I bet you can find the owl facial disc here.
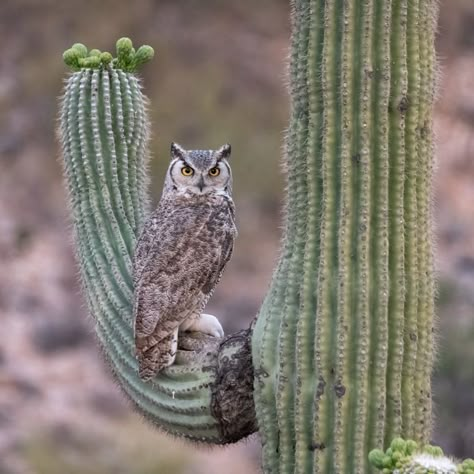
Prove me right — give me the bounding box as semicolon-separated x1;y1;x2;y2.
166;142;233;196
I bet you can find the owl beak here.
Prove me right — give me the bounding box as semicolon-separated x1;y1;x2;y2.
197;176;205;192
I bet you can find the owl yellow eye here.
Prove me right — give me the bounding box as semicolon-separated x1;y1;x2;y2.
181;166;194;176
209;167;220;177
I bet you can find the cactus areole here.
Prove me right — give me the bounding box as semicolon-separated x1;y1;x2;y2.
59;0;439;469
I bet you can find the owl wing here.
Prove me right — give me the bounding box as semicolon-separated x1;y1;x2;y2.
133;199;235;347
133;203;174;287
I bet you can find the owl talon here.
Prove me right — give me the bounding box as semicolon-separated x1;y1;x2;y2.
180;313;224;338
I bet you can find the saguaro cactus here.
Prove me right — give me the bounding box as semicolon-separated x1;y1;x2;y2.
59;0;441;470
60;39;256;444
252;0;438;472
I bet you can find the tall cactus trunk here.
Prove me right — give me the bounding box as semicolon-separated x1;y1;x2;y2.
252;0;438;472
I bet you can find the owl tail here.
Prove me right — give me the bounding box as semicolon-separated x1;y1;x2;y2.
136;330;178;381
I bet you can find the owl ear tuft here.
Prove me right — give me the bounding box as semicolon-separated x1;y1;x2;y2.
170;142;186;160
215;144;231;160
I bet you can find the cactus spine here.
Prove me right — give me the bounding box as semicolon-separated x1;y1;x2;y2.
59;40;255;443
252;0;438;472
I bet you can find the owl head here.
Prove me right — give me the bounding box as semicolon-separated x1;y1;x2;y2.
164;142;232;196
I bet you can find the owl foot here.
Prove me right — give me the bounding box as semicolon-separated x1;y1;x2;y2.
180;313;224;338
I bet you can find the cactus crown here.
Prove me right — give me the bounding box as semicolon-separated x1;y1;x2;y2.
369;438;474;473
63;37;154;72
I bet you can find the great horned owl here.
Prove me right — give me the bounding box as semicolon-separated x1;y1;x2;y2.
133;142;237;381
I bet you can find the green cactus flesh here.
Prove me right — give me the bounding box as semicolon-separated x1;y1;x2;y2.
59;66;229;442
63;38;154;72
369;438;474;473
252;0;438;472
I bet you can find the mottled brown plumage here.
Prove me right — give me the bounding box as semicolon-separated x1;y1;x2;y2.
133;143;236;380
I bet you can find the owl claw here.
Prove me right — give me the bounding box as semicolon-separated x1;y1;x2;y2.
180;313;224;338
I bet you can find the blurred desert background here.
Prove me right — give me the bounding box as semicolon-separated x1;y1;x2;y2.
0;1;473;472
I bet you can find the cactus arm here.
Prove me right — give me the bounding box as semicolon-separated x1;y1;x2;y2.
59;40;257;444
